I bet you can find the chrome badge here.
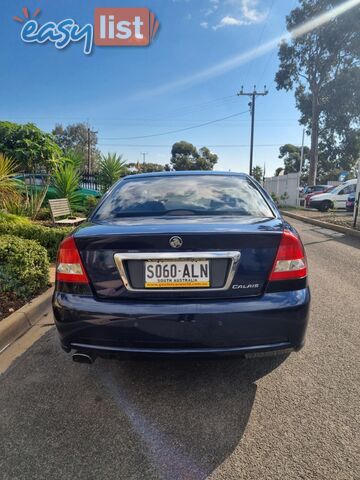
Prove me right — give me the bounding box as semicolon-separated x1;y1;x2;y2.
169;236;183;249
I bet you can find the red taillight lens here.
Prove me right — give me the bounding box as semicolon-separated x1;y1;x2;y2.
269;230;307;281
56;236;89;284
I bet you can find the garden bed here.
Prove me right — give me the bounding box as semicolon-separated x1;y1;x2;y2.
0;264;55;322
0;290;49;322
282;208;359;231
0;292;27;322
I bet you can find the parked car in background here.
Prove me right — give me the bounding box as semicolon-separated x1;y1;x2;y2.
309;179;357;211
301;185;328;198
53;171;310;363
15;173;101;203
305;185;336;207
346;193;356;212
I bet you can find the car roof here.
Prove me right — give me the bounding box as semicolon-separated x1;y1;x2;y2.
122;171;250;180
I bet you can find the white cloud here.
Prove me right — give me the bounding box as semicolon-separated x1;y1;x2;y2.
200;21;209;29
211;0;267;30
124;0;359;102
213;15;246;30
241;0;267;23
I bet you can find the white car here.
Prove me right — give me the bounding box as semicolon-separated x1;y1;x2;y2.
309;179;357;211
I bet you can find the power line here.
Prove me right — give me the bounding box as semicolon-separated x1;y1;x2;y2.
98;117;298;132
97;143;283;148
156;94;237;117
105;110;250;140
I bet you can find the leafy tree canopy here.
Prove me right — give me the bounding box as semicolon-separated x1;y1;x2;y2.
0;121;61;172
52;123;100;171
278;144;310;175
168;141;218;171
276;0;360;185
127;162;165;174
251;165;263;182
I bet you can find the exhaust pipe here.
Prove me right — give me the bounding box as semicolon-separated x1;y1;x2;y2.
72;351;95;364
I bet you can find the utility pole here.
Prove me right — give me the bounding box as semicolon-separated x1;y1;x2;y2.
353;160;360;228
263;162;266;186
297;128;306;207
141;152;148;164
238;85;268;176
87;127;98;174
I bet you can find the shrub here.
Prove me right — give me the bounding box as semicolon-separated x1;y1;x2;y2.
0;213;72;261
52;163;83;212
270;192;279;204
85;195;100;215
36;207;52;221
0;212;30;225
0;235;49;299
0;153;22;209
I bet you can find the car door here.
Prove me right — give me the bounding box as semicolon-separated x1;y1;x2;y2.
335;184;356;208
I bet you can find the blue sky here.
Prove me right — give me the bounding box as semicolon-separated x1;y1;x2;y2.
0;0;306;175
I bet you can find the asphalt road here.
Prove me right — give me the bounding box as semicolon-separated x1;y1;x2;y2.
0;218;359;480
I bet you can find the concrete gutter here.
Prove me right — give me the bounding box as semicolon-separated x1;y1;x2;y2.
281;210;360;239
0;286;54;354
0;265;55;354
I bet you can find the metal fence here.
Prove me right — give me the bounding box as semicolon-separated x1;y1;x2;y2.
80;173;102;192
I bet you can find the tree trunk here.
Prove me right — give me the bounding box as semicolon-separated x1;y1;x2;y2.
309;87;319;186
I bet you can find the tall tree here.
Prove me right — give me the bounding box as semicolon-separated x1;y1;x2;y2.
127;162;165;174
317;130;360;182
251;165;263;183
52;123;100;171
197;147;218;170
275;0;360;185
168;141;218;171
0;121;61;171
278;144;310;174
278;143;311;183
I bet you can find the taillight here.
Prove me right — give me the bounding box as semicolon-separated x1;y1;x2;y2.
56;236;89;284
269;230;307;281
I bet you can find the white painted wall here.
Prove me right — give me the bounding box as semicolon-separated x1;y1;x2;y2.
264;172;300;207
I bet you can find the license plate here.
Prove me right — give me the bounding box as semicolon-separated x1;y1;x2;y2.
145;259;210;288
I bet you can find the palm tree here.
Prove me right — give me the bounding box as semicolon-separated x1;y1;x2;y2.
53;163;83;212
63;149;85;172
0;154;21;209
98;153;127;193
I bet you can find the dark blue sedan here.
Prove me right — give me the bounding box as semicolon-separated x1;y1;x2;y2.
53;172;310;363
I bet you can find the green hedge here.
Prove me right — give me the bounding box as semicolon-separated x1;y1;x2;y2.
0;214;72;261
0;212;31;225
0;235;49;299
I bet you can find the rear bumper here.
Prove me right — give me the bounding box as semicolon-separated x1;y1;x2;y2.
53;288;310;356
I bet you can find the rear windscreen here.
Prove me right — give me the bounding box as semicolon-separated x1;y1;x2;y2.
92;175;274;220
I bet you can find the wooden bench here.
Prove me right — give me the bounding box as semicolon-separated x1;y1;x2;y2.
49;198;86;225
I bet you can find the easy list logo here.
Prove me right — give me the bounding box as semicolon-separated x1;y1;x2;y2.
14;7;160;55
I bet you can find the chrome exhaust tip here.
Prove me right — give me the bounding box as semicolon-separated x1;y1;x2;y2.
72;352;95;364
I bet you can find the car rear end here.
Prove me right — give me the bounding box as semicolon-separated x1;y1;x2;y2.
53;172;310;360
346;194;355;212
